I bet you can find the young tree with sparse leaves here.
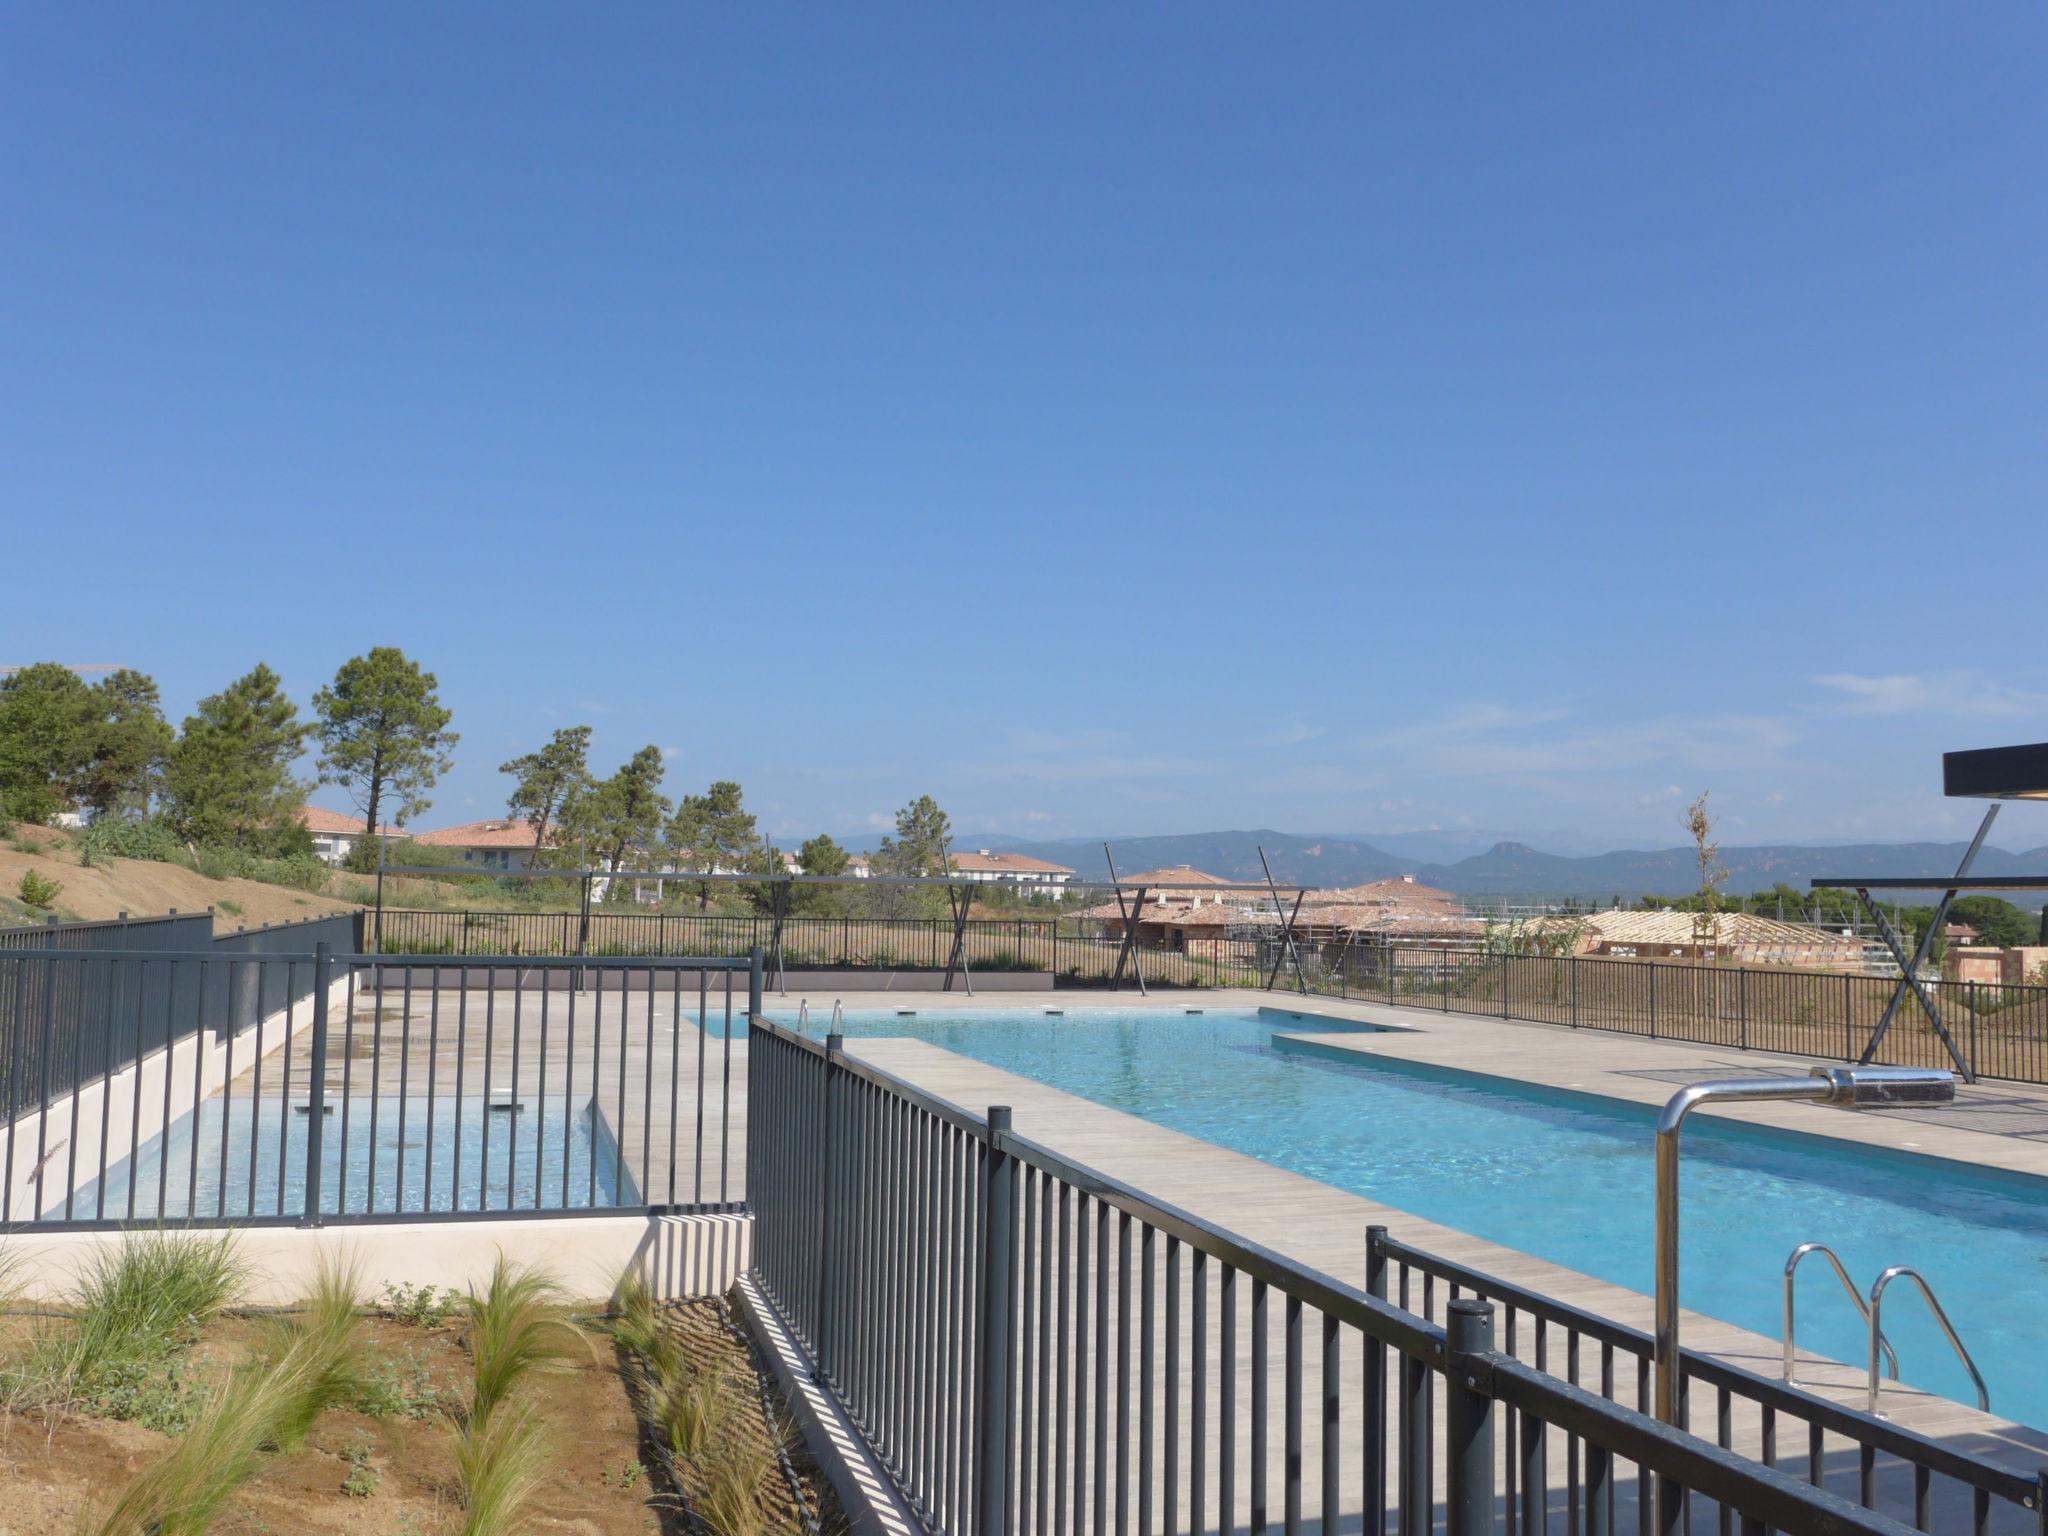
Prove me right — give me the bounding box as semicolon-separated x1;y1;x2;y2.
871;794;953;876
1685;791;1728;958
312;648;457;850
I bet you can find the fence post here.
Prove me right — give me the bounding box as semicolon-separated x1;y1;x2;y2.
813;1031;844;1377
748;947;764;1020
1364;1227;1390;1525
1845;973;1854;1061
1500;955;1510;1020
1570;956;1579;1029
1445;1298;1497;1536
976;1105;1017;1536
1649;964;1658;1039
300;942;332;1228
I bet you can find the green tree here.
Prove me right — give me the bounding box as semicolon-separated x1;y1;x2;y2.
870;794;952;877
1945;896;2036;950
797;833;850;877
163;665;312;848
666;781;762;910
563;745;670;874
75;669;175;817
499;726;592;857
0;662;99;822
312;648;458;842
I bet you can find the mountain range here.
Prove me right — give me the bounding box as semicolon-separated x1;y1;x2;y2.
959;829;2048;901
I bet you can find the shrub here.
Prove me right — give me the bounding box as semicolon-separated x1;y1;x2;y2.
16;868;62;909
462;1257;582;1428
382;1279;462;1328
4;1230;247;1424
75;816;184;868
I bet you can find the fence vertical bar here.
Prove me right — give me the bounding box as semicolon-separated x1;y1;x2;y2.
814;1031;844;1380
1365;1228;1389;1530
1446;1299;1496;1536
979;1105;1017;1536
301;943;332;1226
750;946;765;1021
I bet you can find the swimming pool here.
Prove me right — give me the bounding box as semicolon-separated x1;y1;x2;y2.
68;1094;633;1220
765;1004;2048;1428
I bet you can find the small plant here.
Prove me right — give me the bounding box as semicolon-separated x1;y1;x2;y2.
604;1458;647;1491
694;1436;778;1536
86;1255;364;1536
462;1256;583;1427
4;1229;247;1421
17;867;62;909
383;1278;462;1327
216;897;244;917
350;1345;447;1420
455;1400;552;1536
339;1430;381;1497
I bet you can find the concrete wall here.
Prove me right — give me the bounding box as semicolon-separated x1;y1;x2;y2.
3;1210;752;1305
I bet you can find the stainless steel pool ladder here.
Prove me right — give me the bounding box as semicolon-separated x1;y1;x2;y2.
1783;1243;1898;1387
1868;1265;1989;1416
1782;1243;1990;1417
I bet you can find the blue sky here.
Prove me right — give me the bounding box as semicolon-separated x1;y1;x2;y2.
5;6;2045;852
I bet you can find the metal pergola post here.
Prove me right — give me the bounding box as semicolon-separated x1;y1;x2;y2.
1257;845;1309;996
770;876;789;994
1854;804;1997;1080
1104;843;1148;996
942;879;976;995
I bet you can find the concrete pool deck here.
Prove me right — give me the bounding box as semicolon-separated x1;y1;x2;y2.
794;985;2048;1527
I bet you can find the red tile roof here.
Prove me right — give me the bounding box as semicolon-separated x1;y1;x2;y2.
414;818;544;849
947;850;1075;876
1114;866;1233;888
298;806;407;838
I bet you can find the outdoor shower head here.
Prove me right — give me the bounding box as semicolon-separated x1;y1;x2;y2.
1807;1065;1957;1108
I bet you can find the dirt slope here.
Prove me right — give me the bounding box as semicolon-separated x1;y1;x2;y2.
0;825;359;930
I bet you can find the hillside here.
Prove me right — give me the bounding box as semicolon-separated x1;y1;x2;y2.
0;826;359;929
995;829;2048;900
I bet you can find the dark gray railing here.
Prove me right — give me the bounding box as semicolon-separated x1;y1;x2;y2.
1373;1231;2044;1535
746;1015;1932;1536
1308;945;2048;1088
2;945;761;1229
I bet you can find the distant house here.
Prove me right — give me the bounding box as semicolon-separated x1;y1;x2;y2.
944;850;1075;896
299;806;408;867
846;854;872;879
1571;910;1865;969
413;818;545;872
1080;868;1251;950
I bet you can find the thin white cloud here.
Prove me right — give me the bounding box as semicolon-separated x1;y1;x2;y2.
1812;672;2048;719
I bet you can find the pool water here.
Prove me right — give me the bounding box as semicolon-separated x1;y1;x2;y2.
69;1094;633;1219
766;1004;2048;1428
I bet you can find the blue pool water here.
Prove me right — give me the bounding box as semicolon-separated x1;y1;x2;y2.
69;1095;632;1219
766;1005;2048;1428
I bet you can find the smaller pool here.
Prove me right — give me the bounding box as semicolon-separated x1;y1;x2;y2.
66;1095;634;1220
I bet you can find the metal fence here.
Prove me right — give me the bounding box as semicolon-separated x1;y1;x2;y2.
0;911;361;1122
1;942;759;1229
1371;1231;2042;1535
747;1015;1938;1536
1303;945;2048;1087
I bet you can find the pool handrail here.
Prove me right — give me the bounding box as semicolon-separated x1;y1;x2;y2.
1869;1266;1989;1416
1785;1242;1899;1385
1373;1228;2042;1518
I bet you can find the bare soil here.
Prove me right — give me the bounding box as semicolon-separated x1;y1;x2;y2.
0;1308;674;1534
0;824;357;929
